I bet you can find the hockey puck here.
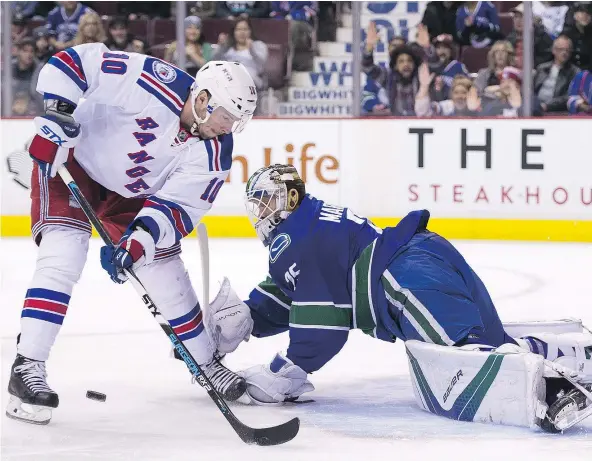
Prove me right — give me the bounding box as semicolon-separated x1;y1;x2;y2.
86;390;107;402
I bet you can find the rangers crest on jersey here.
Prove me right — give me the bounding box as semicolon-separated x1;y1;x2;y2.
152;61;177;83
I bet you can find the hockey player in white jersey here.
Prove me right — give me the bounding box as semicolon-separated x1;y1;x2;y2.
6;43;257;425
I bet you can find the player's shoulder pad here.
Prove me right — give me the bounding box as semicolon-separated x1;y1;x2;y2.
203;134;233;172
136;57;194;116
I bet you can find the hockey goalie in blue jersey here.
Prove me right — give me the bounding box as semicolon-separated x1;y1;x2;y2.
207;164;592;433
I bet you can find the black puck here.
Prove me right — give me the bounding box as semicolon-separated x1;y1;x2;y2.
86;390;107;402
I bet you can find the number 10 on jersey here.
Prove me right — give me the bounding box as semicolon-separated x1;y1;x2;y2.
200;178;224;203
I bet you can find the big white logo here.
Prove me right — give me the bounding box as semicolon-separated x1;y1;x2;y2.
269;233;291;263
152;61;177;84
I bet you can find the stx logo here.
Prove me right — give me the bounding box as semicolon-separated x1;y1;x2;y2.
443;369;463;403
41;125;66;146
142;294;159;318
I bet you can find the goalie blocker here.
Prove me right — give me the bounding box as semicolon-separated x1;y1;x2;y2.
406;319;591;431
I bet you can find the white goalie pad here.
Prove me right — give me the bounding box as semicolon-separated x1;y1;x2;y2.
406;340;547;429
502;318;584;337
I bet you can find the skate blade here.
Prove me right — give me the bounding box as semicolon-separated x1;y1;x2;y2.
555;404;592;431
5;396;52;425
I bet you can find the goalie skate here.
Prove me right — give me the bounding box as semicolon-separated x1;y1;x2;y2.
541;383;592;433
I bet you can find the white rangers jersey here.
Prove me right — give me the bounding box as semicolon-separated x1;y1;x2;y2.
36;43;232;248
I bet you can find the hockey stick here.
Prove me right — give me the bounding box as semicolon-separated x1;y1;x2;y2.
197;224;209;315
57;166;300;446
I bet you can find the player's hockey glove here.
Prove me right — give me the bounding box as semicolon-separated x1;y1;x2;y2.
100;221;156;284
208;277;254;355
30;114;81;178
238;352;314;406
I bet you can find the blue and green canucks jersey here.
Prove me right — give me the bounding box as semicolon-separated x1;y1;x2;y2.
244;194;430;373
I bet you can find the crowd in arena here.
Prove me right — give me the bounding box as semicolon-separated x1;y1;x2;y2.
362;1;592;117
7;1;592;117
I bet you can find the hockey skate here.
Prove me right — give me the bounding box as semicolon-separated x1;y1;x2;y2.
540;379;592;433
6;354;59;425
201;358;247;402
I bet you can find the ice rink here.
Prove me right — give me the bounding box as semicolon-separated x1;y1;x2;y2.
2;237;592;460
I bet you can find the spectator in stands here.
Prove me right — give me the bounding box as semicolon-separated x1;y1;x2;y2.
533;1;569;39
362;77;391;116
216;2;270;20
11;15;30;56
12;38;37;96
73;12;106;46
561;4;592;71
131;37;149;54
270;1;316;71
104;17;134;52
421;26;469;102
480;67;544;116
11;91;38;116
189;2;216;18
567;70;592;114
389;36;407;54
12;2;38;21
213;18;268;90
164;16;212;77
362;22;387;88
386;45;422;116
33;27;55;63
456;1;502;48
47;1;94;51
422;1;460;41
474;40;515;97
507;3;553;68
415;70;478;117
362;22;406;79
534;35;580;113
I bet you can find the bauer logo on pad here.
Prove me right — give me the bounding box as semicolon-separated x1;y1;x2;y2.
270;234;291;263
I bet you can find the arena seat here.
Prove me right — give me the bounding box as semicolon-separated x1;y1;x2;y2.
499;13;514;37
152;18;176;46
266;44;288;89
495;1;521;14
461;46;490;73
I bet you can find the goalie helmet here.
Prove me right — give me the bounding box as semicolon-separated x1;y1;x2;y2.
189;61;257;135
244;164;306;246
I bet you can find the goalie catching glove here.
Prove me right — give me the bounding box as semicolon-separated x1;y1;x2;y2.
238;353;314;405
207;277;254;354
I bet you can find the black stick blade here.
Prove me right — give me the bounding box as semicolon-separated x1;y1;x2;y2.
233;417;300;446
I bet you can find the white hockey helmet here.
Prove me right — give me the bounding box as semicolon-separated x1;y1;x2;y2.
244;164;306;246
190;61;257;134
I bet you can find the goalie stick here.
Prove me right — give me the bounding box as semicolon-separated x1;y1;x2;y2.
57;165;300;446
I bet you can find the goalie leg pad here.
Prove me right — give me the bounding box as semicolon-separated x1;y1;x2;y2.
502;318;584;337
517;332;592;382
406;340;547;428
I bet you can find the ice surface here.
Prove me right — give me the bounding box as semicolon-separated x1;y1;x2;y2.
2;238;592;460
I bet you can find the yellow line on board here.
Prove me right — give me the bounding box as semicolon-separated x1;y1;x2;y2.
1;215;591;242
